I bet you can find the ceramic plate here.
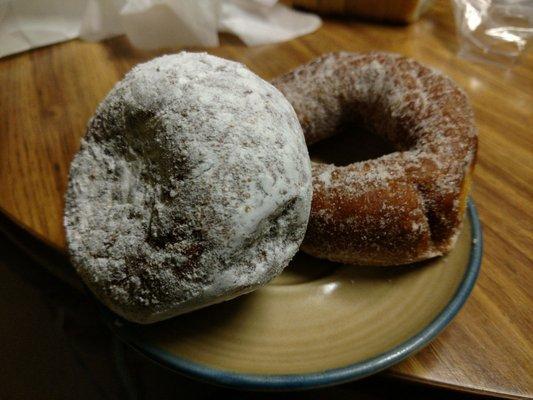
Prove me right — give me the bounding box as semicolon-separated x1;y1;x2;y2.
105;199;482;390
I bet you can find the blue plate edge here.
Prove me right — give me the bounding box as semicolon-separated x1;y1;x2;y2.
107;198;483;391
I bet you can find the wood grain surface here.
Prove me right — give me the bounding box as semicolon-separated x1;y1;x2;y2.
0;1;531;398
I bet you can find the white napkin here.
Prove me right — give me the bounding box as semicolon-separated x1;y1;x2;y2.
0;0;321;58
0;0;86;58
219;0;320;46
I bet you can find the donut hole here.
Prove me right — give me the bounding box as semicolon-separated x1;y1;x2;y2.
308;124;396;166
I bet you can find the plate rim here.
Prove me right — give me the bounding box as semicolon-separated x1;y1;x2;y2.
107;199;483;391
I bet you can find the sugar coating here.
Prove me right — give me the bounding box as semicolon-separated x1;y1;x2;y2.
273;52;477;266
64;52;312;323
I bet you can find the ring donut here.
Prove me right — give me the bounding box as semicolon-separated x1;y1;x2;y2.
273;52;477;266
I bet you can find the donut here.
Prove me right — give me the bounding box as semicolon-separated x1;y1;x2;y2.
273;52;477;266
64;52;312;323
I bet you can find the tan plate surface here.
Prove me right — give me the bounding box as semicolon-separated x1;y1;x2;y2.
119;215;473;377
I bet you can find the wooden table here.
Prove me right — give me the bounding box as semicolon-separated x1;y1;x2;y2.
0;0;531;398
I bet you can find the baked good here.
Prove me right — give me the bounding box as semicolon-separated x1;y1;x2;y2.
290;0;434;23
273;52;477;266
64;52;312;323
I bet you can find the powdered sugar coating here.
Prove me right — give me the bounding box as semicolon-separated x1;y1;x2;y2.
65;52;312;323
273;52;477;265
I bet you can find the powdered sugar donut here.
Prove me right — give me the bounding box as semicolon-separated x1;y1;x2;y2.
65;52;312;323
273;52;477;266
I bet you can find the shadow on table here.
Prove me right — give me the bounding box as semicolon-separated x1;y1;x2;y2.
0;230;501;400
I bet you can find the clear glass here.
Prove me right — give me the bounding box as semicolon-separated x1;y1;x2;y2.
452;0;533;67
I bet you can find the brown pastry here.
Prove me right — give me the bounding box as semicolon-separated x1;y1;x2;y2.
273;52;477;266
289;0;434;23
